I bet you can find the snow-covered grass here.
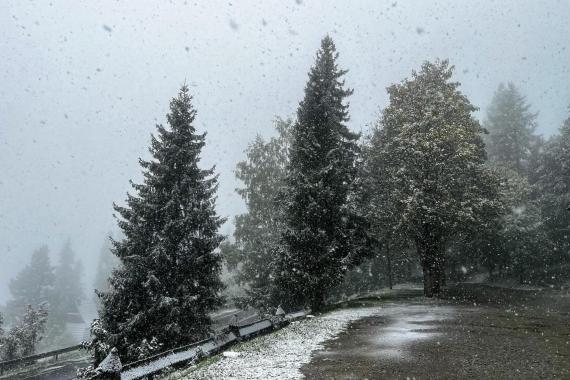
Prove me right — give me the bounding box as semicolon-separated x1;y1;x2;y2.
160;306;383;380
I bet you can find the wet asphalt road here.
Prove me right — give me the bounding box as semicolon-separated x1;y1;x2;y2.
301;299;570;379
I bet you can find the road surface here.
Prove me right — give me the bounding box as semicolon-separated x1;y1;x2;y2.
301;298;570;379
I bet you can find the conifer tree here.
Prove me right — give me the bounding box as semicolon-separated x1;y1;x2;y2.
533;114;570;278
450;166;549;282
98;85;225;361
485;83;538;175
6;246;54;320
232;118;291;309
93;236;119;295
0;312;4;350
52;241;84;318
275;36;363;311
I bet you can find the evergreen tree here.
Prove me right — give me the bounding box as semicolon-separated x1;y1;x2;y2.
533;114;570;280
93;236;119;295
372;60;502;297
275;36;364;311
97;85;225;361
52;241;84;318
6;246;54;321
485;82;538;175
450;167;549;283
231;118;291;309
0;312;4;348
79;319;111;370
362;125;415;289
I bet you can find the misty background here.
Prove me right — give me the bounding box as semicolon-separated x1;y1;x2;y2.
1;0;569;304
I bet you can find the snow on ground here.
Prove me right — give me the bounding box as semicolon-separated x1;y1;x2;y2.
161;306;383;380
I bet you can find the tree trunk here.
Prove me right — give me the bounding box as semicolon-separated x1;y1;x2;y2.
386;241;393;290
311;290;325;313
417;238;445;297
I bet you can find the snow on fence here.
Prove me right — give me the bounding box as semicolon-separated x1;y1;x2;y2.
92;311;308;380
0;344;83;375
229;318;274;339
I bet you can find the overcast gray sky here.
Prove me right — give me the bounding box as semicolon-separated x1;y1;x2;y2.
1;0;569;303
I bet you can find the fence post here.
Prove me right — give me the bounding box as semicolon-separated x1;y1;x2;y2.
94;347;122;380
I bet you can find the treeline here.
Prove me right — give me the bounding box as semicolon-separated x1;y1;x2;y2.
79;35;568;371
449;82;570;285
0;242;83;360
227;49;570;301
0;239;118;360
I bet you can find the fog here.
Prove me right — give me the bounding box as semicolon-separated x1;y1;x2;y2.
1;0;569;303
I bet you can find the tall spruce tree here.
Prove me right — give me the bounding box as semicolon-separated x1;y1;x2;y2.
6;246;54;321
485;82;538;175
275;36;363;311
52;241;84;318
98;85;225;361
372;60;502;297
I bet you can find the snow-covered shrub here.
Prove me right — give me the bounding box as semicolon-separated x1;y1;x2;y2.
0;304;48;361
133;337;163;360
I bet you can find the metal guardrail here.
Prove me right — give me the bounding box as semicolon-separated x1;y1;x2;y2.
0;344;83;375
229;318;274;339
0;308;259;379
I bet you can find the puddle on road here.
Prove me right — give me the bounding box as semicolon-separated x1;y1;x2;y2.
365;304;455;360
308;303;456;364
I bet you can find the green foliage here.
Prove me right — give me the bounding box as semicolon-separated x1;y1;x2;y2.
485;82;538;175
369;60;502;296
5;243;84;351
0;305;49;360
97;85;225;362
52;241;84;319
275;36;367;311
77;319;111;378
6;246;54;321
532;114;570;282
93;236;120;296
230;118;291;309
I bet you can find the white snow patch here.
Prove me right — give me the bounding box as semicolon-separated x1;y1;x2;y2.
163;307;382;380
222;351;240;358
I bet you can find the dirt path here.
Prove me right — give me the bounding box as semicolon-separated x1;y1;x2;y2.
301;299;570;379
